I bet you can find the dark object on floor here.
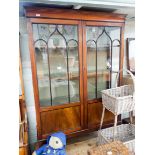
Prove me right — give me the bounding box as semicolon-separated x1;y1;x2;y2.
122;117;135;124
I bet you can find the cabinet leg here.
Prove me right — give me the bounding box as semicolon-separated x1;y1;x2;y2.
100;106;105;130
113;114;118;141
129;111;133;124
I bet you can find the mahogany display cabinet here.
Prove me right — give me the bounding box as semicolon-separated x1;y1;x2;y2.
26;7;126;140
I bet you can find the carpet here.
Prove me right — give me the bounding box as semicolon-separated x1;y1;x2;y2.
66;137;97;155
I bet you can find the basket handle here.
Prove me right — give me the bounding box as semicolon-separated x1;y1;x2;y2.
115;69;135;88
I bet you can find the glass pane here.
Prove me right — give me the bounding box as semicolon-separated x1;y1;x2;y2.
34;40;51;106
87;40;96;99
97;30;111;98
68;40;80;102
109;27;120;87
33;24;80;106
48;25;69;105
111;40;120;87
86;26;120;99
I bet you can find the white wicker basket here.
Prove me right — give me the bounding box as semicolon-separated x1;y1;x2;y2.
98;124;135;152
98;69;135;152
101;69;135;115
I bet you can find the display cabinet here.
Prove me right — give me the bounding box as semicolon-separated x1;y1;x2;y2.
26;7;125;140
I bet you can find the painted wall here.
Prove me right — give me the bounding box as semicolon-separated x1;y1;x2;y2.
19;17;135;146
19;17;38;149
124;19;135;70
122;19;135;119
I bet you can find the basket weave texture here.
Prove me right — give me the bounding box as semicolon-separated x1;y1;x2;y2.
98;124;135;151
88;141;130;155
98;69;135;153
101;85;134;115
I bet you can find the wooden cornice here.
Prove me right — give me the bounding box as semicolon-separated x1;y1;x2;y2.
25;7;126;23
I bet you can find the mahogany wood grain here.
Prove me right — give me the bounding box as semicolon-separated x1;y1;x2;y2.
19;147;28;155
26;7;125;140
41;106;81;135
82;21;88;129
85;21;124;27
78;20;84;128
30;18;79;25
119;25;125;85
40;119;121;140
88;102;114;127
40;102;80;112
25;7;126;23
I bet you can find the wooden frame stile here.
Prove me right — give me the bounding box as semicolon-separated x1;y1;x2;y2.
27;19;42;139
82;20;88;129
78;20;84;129
119;24;125;86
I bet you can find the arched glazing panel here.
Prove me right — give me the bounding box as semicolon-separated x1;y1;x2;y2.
32;24;79;106
48;26;69;105
96;29;112;98
86;26;121;100
34;40;51;106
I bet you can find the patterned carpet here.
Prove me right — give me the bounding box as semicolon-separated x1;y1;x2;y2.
66;132;97;155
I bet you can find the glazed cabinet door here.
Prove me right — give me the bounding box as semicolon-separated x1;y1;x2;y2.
83;22;123;128
28;19;83;139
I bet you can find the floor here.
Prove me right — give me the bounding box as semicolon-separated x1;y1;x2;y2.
66;131;135;155
66;132;98;155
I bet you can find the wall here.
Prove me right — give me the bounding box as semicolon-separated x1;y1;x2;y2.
19;17;135;146
19;17;37;150
122;19;135;119
124;19;135;70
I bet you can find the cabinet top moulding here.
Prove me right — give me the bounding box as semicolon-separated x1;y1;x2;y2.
25;7;126;23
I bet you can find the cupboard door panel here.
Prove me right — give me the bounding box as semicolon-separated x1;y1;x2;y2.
32;23;81;107
88;102;114;127
41;106;81;135
29;19;84;139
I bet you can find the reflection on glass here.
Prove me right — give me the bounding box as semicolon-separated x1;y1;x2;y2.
112;38;120;87
86;26;120;99
48;30;69;105
34;40;51;106
97;31;112;98
87;41;96;99
68;40;80;103
33;24;80;106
